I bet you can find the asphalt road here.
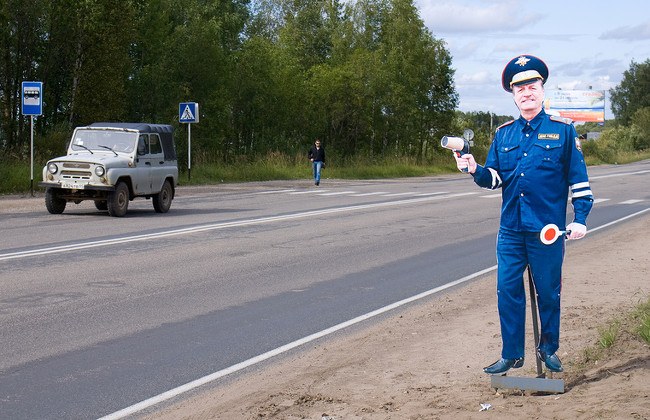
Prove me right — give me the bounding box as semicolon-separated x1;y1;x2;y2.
1;160;649;419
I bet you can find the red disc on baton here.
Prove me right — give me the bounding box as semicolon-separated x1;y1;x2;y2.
540;224;563;245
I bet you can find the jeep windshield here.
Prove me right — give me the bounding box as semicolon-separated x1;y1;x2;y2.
70;129;137;154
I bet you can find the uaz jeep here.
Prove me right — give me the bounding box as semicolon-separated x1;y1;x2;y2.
40;122;178;217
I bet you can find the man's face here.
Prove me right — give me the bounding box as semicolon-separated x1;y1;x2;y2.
512;80;544;113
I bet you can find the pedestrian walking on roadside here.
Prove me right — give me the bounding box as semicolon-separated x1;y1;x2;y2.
308;139;326;186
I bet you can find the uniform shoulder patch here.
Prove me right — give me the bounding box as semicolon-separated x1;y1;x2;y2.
496;119;515;130
549;115;573;125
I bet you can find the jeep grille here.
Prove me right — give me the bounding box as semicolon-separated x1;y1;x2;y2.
63;162;91;169
61;170;92;179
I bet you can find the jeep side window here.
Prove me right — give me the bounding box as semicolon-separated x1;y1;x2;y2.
137;135;148;155
149;134;163;155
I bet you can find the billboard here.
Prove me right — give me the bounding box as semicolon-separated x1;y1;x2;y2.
544;90;605;122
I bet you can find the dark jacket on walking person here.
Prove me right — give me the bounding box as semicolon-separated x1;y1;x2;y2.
308;140;326;185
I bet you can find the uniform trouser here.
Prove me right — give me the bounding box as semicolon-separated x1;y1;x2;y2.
496;228;565;359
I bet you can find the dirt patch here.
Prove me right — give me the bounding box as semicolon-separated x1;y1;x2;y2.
146;213;649;419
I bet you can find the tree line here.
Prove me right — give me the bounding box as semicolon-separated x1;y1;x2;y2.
1;0;464;166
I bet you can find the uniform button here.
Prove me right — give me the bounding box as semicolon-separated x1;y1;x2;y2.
520;193;524;197
523;153;528;157
520;173;524;176
546;145;550;149
504;147;509;151
526;134;529;137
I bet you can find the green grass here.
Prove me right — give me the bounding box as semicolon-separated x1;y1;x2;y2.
3;150;647;195
584;149;650;166
632;298;650;344
598;320;620;348
579;296;650;368
3;155;458;195
0;161;39;195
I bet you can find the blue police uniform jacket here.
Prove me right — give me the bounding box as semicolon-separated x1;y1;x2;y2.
472;109;593;231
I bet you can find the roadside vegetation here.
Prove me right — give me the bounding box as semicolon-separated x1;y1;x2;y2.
572;296;650;380
1;2;648;195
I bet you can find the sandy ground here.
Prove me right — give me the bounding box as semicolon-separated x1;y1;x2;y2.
2;194;648;419
148;213;650;420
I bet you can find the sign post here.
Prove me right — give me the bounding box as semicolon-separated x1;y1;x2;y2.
21;81;43;196
179;102;199;181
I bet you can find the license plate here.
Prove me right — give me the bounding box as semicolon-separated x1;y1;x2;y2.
62;182;84;189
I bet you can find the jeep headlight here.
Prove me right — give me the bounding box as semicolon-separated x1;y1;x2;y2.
94;166;105;177
48;163;58;174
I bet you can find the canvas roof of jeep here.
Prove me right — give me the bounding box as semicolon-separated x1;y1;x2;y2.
87;122;177;161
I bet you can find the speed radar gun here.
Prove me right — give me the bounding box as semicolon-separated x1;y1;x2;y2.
440;129;474;172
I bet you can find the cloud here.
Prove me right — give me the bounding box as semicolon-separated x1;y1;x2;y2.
418;0;542;33
600;21;650;40
456;71;491;87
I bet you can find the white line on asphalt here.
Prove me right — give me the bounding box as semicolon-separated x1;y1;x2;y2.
92;206;650;419
414;192;448;197
620;199;644;204
0;192;477;261
381;192;415;197
350;192;389;196
590;169;650;180
288;190;331;194
98;265;498;420
254;189;297;194
317;191;357;196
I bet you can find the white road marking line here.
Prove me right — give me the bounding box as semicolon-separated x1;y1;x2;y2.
0;192;477;262
255;189;297;194
414;192;448;197
620;199;643;204
317;191;357;196
590;169;650;180
288;190;331;195
98;265;498;420
350;192;388;197
593;198;610;204
381;192;415;197
480;194;501;199
97;206;650;419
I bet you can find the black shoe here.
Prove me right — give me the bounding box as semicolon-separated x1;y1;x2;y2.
483;357;524;374
537;350;563;372
315;181;320;186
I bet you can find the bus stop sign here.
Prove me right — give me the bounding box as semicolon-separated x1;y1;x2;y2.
22;81;43;116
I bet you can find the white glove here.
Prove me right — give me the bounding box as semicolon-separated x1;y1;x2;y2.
566;222;587;240
453;153;477;174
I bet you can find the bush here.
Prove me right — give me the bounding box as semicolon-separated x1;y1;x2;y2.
581;125;644;164
631;107;650;150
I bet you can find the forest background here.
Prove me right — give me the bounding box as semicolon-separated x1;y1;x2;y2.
1;0;649;193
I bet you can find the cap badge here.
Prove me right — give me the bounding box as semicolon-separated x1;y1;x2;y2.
515;56;530;67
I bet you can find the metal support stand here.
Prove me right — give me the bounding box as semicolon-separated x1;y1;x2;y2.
490;266;565;394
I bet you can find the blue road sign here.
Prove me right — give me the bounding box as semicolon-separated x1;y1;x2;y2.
22;81;43;116
179;102;199;123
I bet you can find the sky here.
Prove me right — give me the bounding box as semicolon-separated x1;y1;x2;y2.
414;0;650;119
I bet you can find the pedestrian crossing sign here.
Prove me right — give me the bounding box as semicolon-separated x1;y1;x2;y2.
179;102;199;123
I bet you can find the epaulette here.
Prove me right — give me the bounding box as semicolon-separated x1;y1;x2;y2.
496;119;515;130
549;115;573;125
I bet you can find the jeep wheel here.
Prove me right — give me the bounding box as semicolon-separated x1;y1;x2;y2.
45;188;66;214
107;181;129;217
94;200;108;211
153;180;173;213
